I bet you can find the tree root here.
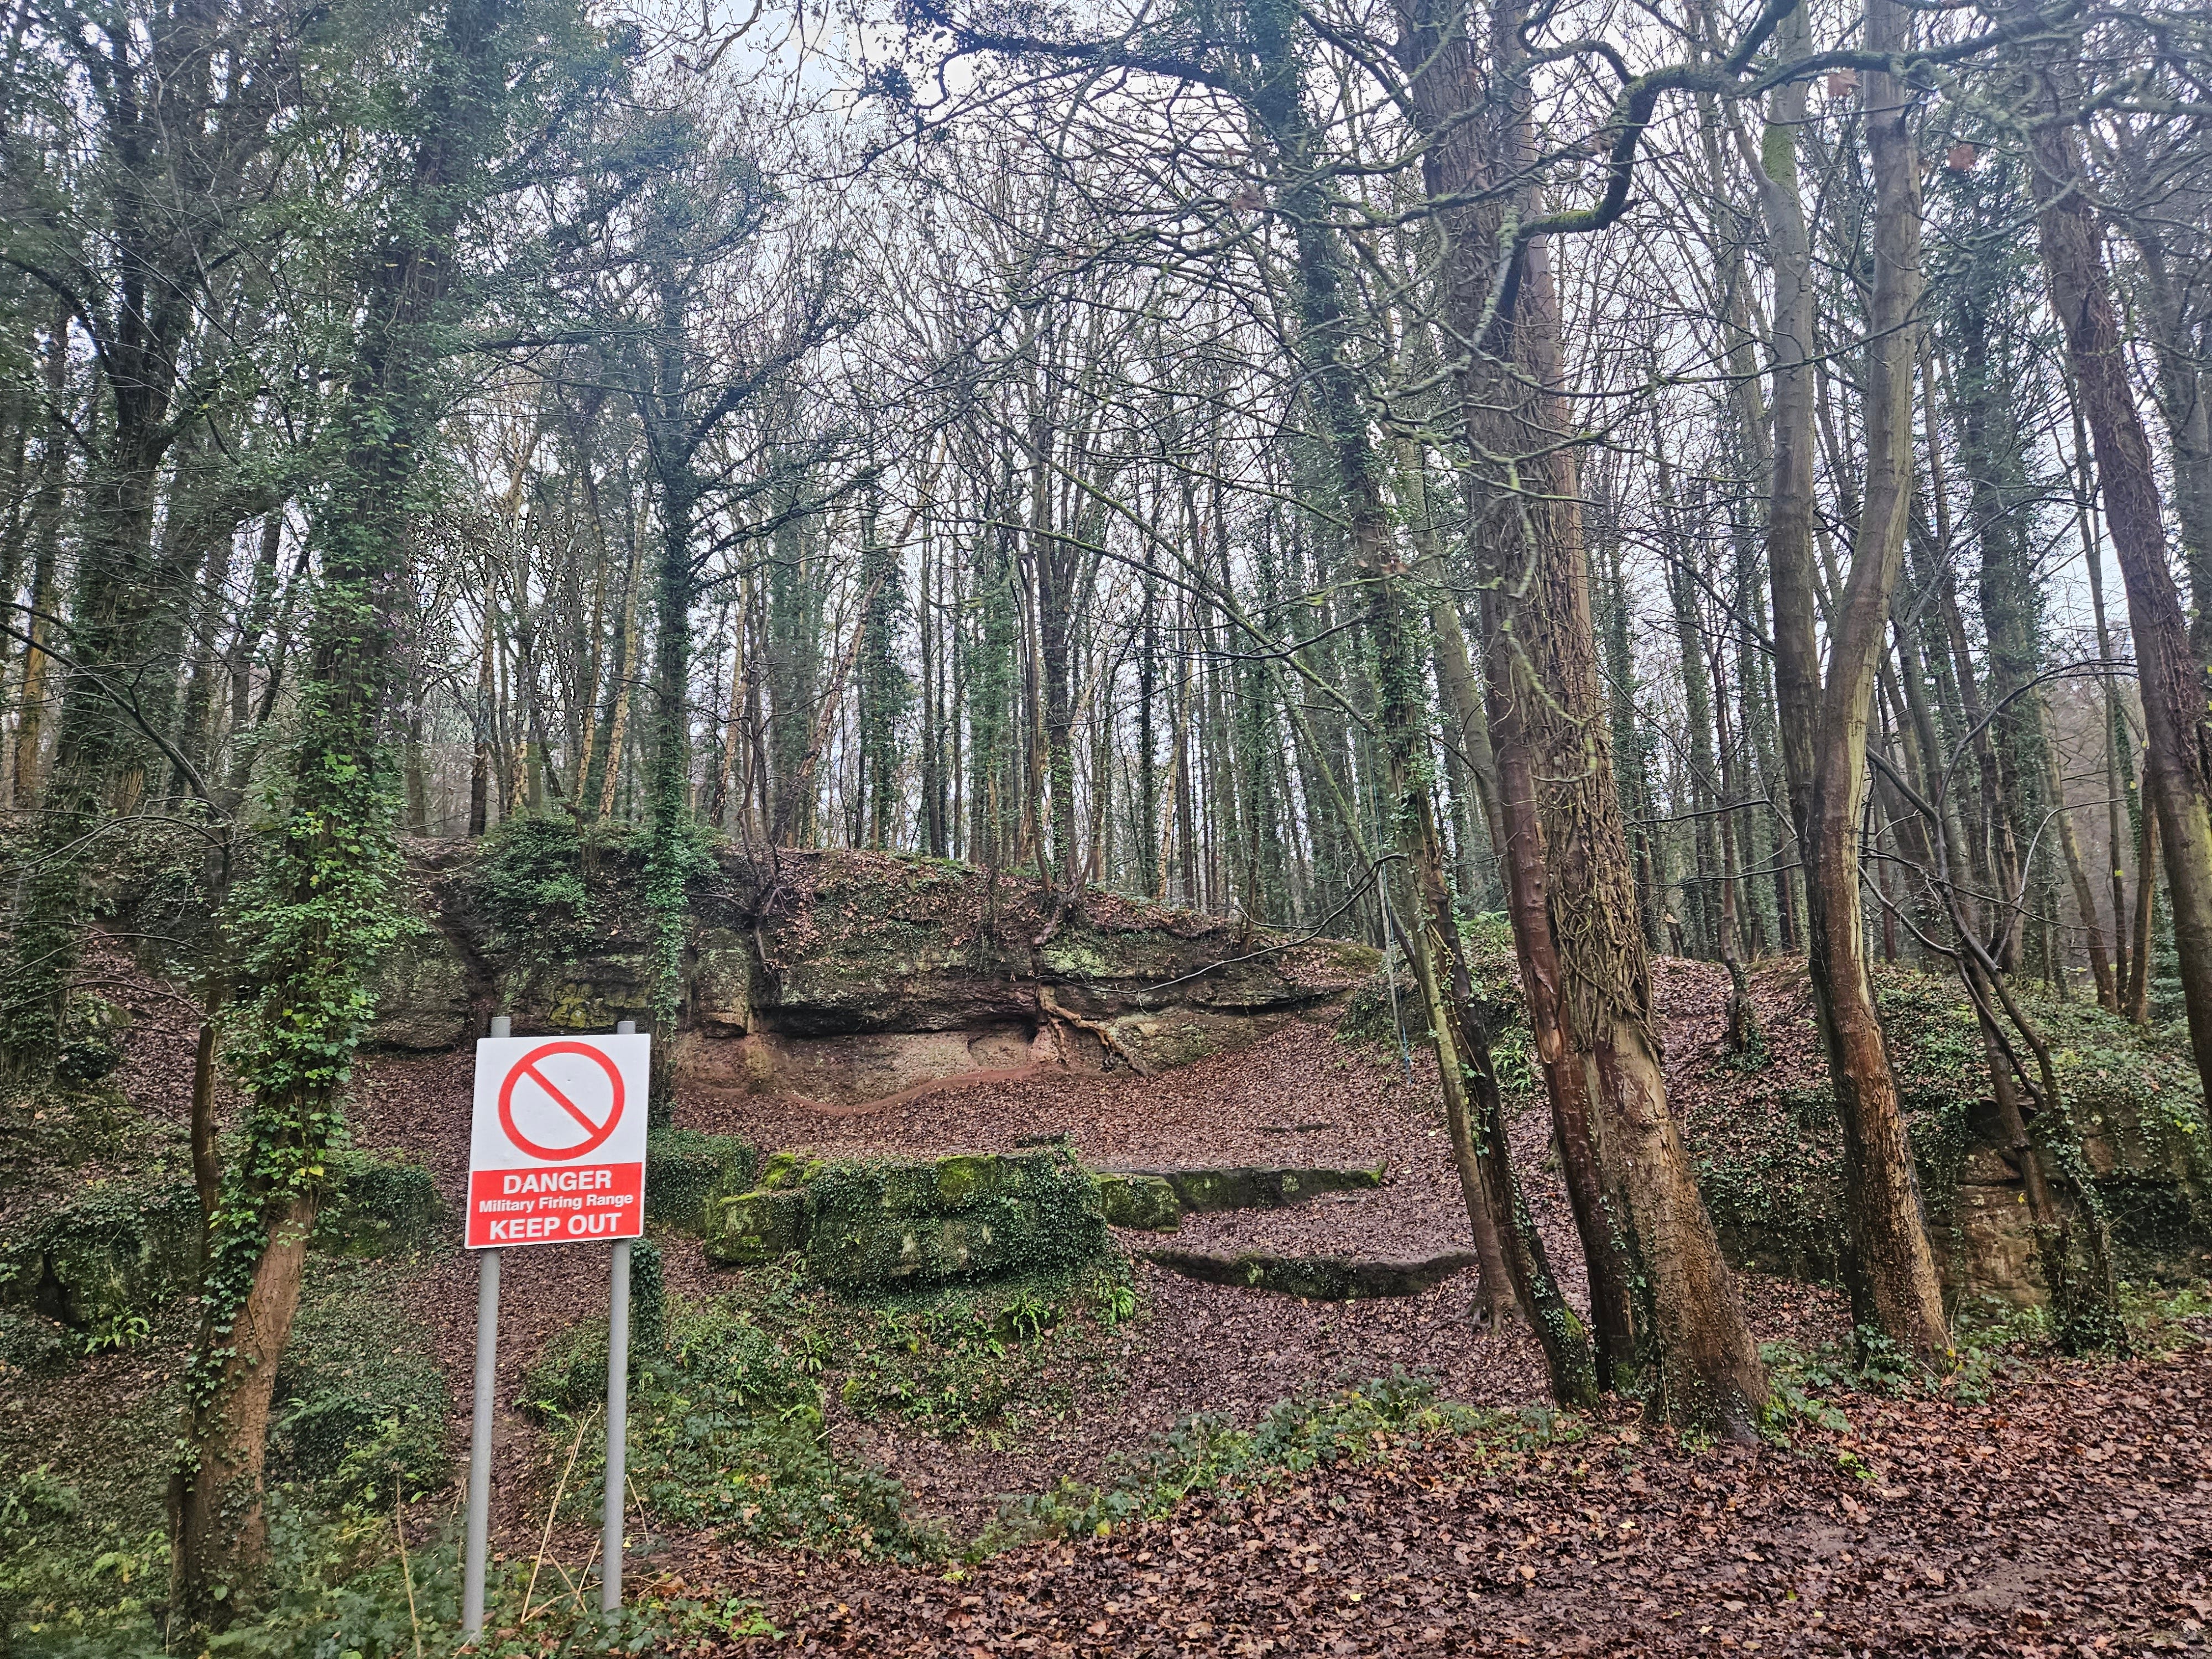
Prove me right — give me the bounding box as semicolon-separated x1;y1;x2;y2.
1037;987;1152;1078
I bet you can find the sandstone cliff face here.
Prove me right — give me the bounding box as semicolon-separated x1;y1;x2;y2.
371;838;1377;1105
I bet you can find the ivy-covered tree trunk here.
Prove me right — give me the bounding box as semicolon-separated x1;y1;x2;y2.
1239;0;1590;1391
643;448;701;1118
169;0;549;1614
1399;0;1768;1435
858;497;909;851
637;257;707;1121
6;305;70;812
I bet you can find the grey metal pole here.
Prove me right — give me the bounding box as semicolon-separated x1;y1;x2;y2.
601;1238;630;1613
602;1015;638;1615
462;1246;500;1638
463;1012;512;1639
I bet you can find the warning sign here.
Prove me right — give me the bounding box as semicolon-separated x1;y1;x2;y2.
466;1034;649;1249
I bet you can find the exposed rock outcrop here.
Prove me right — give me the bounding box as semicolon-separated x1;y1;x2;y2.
371;838;1377;1107
1670;959;2212;1306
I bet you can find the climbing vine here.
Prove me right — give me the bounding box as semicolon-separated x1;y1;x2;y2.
642;815;713;1124
183;667;415;1444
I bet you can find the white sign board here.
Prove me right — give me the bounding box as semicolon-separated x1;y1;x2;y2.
465;1034;649;1248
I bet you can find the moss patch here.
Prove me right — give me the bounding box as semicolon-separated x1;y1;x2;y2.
705;1149;1113;1290
646;1128;758;1234
1095;1172;1180;1231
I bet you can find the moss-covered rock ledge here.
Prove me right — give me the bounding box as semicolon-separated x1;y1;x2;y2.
0;1148;440;1340
372;828;1379;1103
1674;959;2212;1305
705;1149;1112;1289
1094;1162;1387;1232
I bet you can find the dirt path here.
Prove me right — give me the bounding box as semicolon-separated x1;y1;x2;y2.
353;1016;1573;1551
348;1004;1877;1567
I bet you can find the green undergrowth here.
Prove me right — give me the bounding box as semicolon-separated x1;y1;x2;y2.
1757;1279;2212;1443
529;1284;932;1559
979;1372;1558;1551
524;1259;1143;1559
1;1104;439;1344
463;813;625;970
0;1254;452;1655
1695;969;1984;1281
715;1254;1142;1440
1;1493;777;1658
269;1258;455;1507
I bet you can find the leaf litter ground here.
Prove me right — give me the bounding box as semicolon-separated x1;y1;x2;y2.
20;940;2210;1655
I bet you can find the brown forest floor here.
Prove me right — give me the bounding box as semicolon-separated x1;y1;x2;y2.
18;945;2210;1655
697;1347;2212;1657
336;958;2212;1655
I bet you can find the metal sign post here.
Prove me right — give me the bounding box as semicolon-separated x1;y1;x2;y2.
462;1014;508;1639
461;1015;649;1641
602;1018;637;1613
462;1246;500;1634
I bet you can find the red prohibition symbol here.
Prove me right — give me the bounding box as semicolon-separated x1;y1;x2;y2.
497;1041;625;1161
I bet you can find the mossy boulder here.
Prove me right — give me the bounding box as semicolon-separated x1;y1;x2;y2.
1678;961;2212;1300
0;1175;202;1332
646;1129;759;1234
1090;1164;1385;1232
703;1149;1112;1288
690;927;757;1036
807;1150;1109;1288
2;1150;444;1334
705;1189;809;1266
394;841;1380;1107
55;995;128;1086
1095;1173;1181;1232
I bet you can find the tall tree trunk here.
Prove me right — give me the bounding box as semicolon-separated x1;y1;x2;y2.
1243;0;1581;1380
1386;0;1767;1432
170;0;531;1611
2016;16;2212;1102
2120;228;2212;673
2130;768;2158;1025
1481;592;1637;1382
1760;0;1950;1363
